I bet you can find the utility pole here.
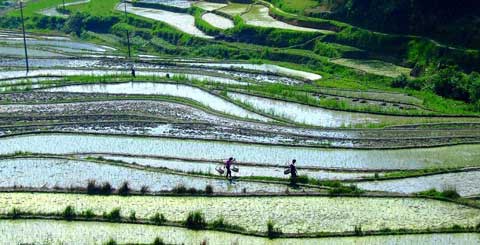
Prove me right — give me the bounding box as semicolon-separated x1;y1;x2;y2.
19;0;29;74
124;0;131;59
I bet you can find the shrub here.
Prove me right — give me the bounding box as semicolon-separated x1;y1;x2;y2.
172;185;187;194
267;220;281;239
101;182;113;195
80;209;95;219
210;216;245;231
184;211;206;230
103;208;121;221
87;180;99;195
8;208;22;219
205;185;213;195
140;185;150;194
104;238;117;245
328;185;364;195
62;206;76;221
152;237;165;245
354;225;363;236
418;188;460;199
118;182;130;196
150;213;166;225
129;211;136;221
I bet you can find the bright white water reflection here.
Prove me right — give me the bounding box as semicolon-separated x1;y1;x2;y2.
44;82;268;121
1;134;480;170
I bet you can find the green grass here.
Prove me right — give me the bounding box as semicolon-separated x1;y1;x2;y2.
67;0;119;16
270;0;320;14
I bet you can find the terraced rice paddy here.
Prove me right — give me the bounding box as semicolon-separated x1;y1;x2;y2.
44;82;269;121
3;220;480;245
241;5;333;34
330;58;412;78
357;170;480;196
138;0;192;9
202;13;234;29
2;134;480;170
2;193;480;234
119;3;212;38
217;3;250;16
187;62;322;80
194;1;227;11
228;92;478;127
96;155;377;180
1;7;479;243
0;158;290;193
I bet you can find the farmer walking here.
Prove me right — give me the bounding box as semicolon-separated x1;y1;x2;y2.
289;159;298;186
225;157;235;181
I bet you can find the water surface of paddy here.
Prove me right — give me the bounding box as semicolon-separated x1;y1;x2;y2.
119;3;212;38
0;158;287;193
202;13;234;29
241;5;333;34
1;220;479;245
100;155;375;180
44;82;268;121
357;171;480;196
2;134;480;170
188;62;322;80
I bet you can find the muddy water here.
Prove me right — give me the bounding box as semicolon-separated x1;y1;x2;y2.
1;220;479;245
1;134;480;170
43;82;268;121
0;158;289;193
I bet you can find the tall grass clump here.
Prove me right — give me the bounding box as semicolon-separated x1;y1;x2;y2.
267;220;282;239
117;181;130;196
152;237;165;245
62;205;76;221
104;238;117;245
184;211;206;230
103;208;121;221
150;213;166;225
205;185;213;195
418;188;460;199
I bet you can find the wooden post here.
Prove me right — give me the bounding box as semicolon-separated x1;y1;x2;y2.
20;0;29;73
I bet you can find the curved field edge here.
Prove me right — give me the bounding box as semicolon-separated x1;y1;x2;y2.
0;218;479;242
0;192;479;234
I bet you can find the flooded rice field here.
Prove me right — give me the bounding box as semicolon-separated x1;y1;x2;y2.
137;0;192;9
0;46;65;57
119;3;212;38
0;158;289;193
194;1;227;11
1;134;480;170
1;193;479;234
43;82;269;121
1;220;479;245
95;155;376;180
357;170;480;196
241;5;332;34
202;13;234;29
186;62;322;80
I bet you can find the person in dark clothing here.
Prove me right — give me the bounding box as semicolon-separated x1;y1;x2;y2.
131;66;136;77
289;159;298;186
225;157;234;181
